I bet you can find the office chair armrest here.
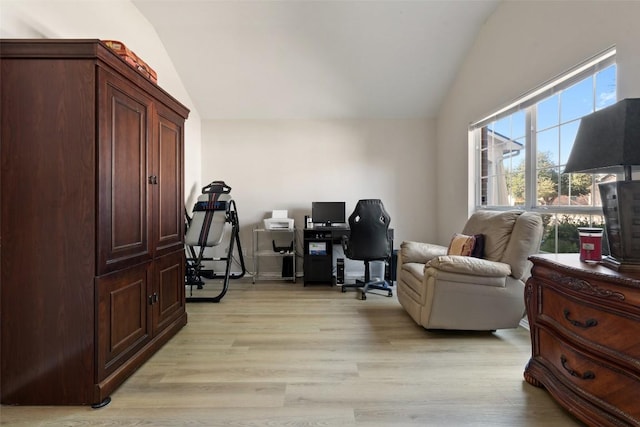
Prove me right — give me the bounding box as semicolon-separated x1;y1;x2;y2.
341;235;350;253
399;241;447;264
428;255;512;277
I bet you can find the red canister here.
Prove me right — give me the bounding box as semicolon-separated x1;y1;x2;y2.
578;227;603;262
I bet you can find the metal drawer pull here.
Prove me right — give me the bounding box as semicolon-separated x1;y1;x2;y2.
560;355;595;380
563;309;598;329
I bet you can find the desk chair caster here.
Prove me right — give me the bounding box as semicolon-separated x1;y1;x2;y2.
360;284;393;300
342;277;394;300
360;291;393;300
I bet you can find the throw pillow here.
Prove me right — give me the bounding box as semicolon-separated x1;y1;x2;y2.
471;234;485;258
447;233;476;257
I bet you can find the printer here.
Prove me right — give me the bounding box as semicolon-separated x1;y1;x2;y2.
263;210;294;230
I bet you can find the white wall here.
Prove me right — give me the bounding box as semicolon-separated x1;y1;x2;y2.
436;0;640;244
1;0;437;277
200;118;436;271
13;1;636;271
0;0;203;207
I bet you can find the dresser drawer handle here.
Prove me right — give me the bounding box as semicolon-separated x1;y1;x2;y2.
560;355;595;380
563;309;598;329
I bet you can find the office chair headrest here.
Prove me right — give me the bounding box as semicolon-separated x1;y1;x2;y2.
351;199;390;225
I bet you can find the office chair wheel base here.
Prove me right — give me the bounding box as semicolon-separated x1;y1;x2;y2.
387;291;393;297
360;292;367;300
341;286;346;293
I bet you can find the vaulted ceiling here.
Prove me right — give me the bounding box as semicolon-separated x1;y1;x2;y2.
133;0;499;120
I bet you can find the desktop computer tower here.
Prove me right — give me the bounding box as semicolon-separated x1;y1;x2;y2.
336;258;345;284
385;249;398;284
282;256;293;279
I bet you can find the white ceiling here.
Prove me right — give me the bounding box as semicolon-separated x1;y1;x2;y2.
133;0;499;120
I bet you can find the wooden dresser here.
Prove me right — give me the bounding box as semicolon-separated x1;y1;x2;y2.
525;254;640;426
1;39;188;406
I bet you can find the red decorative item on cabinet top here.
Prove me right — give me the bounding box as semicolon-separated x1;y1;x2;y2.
102;39;158;83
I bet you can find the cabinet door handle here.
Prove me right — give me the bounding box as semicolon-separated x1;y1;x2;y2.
563;309;598;329
148;295;154;305
560;355;595;380
148;175;158;184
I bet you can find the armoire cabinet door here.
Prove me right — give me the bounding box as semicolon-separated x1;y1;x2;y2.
152;250;186;333
97;69;152;274
152;104;185;257
96;262;152;381
0;40;189;407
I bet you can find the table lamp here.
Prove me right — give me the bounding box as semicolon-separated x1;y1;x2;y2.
564;98;640;271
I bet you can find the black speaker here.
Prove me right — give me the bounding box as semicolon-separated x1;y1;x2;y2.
336;258;345;284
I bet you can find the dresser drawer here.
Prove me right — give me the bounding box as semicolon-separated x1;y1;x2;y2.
539;329;640;421
539;284;640;364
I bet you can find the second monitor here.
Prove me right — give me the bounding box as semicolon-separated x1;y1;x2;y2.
311;201;345;226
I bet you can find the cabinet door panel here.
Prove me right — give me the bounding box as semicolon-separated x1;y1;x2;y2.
0;57;97;405
97;262;151;380
98;69;152;274
152;250;186;333
153;105;184;256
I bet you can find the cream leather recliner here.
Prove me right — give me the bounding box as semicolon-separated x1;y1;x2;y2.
396;210;543;331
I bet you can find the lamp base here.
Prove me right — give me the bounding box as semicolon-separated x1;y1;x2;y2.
599;181;640;271
600;255;640;272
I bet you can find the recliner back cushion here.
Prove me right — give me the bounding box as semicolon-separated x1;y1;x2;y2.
461;210;521;262
502;212;543;280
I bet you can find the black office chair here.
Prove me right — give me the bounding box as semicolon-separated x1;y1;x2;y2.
341;199;393;300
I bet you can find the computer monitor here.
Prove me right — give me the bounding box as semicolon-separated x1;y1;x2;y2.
311;202;346;226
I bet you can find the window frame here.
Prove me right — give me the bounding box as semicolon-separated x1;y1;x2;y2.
470;47;617;217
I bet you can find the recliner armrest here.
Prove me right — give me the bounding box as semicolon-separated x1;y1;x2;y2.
399;241;448;264
428;255;512;277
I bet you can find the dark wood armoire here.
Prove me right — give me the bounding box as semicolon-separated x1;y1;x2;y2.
0;39;189;406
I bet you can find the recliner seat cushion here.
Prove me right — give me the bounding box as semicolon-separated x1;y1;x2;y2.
425;267;507;287
428;255;511;277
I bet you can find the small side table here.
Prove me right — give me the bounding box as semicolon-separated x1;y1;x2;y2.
252;228;296;283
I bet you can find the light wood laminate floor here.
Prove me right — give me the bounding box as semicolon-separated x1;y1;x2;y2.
1;280;582;426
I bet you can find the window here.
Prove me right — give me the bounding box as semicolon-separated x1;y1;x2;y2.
471;48;617;253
